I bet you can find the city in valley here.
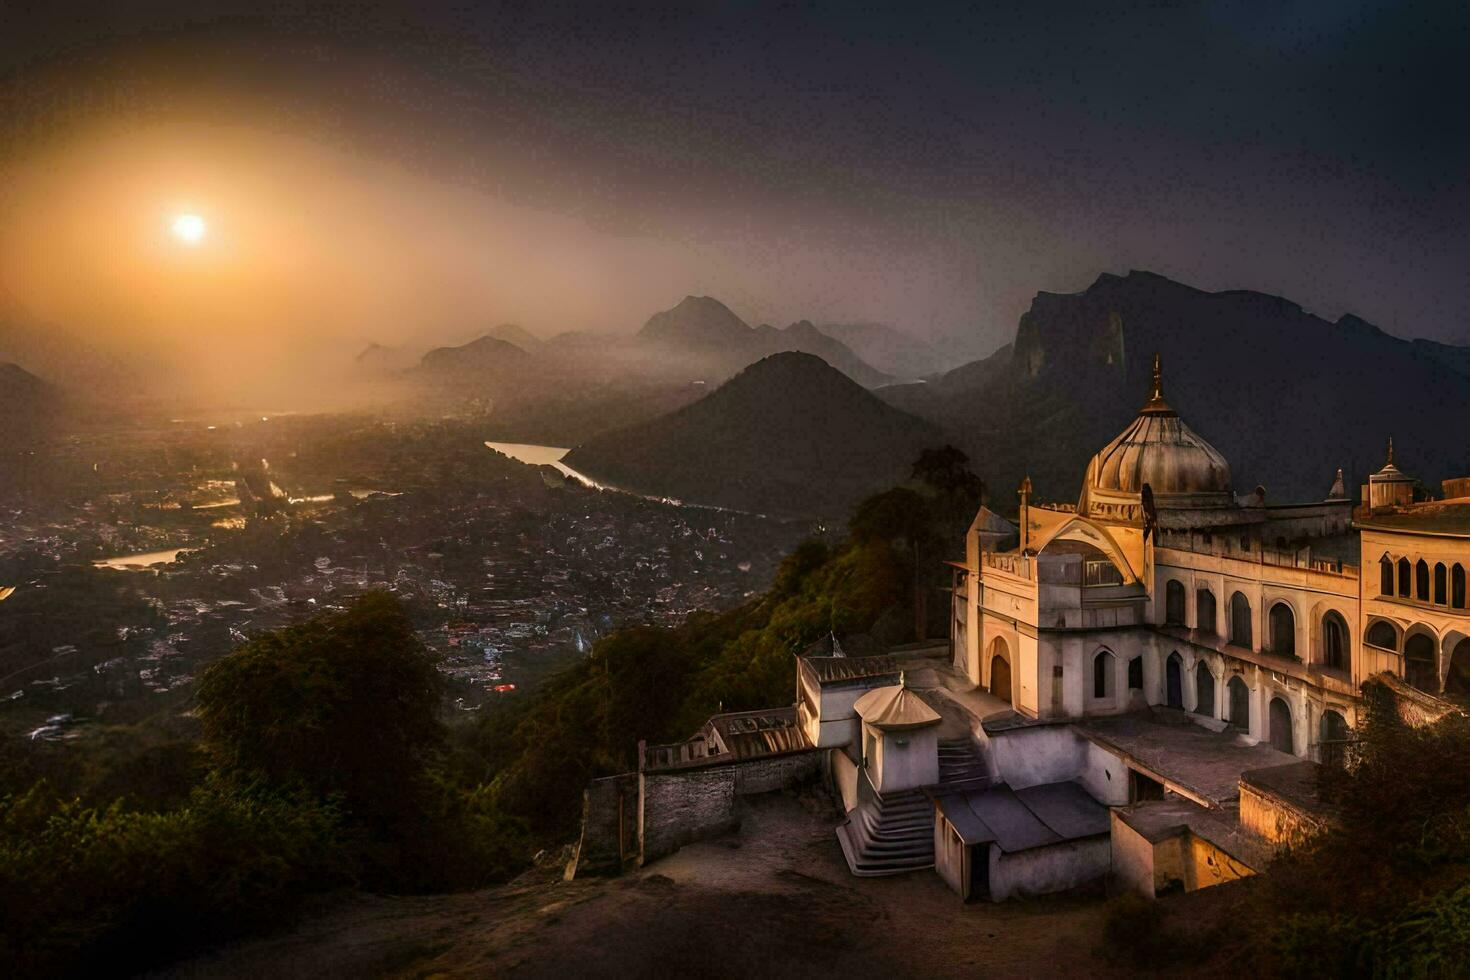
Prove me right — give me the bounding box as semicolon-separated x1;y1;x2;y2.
2;4;1468;979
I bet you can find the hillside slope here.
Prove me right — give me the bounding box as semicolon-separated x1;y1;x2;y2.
563;352;941;516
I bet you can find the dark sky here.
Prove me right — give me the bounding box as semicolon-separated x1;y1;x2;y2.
1;0;1467;364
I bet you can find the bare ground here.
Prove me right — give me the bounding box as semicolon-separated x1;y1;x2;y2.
162;791;1239;979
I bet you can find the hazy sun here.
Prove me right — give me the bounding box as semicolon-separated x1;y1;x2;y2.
171;213;207;245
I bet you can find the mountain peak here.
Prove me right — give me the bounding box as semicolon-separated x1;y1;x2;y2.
638;295;750;347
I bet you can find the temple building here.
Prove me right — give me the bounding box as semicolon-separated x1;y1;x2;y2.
573;355;1470;903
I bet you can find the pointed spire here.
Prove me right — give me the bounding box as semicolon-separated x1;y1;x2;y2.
1327;467;1347;501
898;670;908;688
1386;436;1394;466
1140;352;1176;415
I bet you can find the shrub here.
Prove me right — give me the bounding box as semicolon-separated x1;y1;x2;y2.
0;780;348;977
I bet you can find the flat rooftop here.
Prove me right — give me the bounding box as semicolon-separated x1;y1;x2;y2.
1077;710;1297;807
1114;798;1275;872
936;780;1109;852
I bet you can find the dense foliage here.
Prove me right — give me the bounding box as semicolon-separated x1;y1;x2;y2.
0;455;975;974
0;593;525;976
1104;679;1470;978
1259;681;1470;977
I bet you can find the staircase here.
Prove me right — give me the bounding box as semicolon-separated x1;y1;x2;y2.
837;785;935;877
938;737;990;789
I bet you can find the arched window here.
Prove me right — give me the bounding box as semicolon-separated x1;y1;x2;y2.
1454;565;1466;609
1268;697;1294;754
1165;580;1185;625
1196;588;1217;636
1194;663;1215;717
1127;656;1143;690
1416;560;1430;601
1093;649;1115;699
1230;592;1252;648
1269;602;1296;657
1322;611;1348;671
1165;652;1184;708
1404;632;1437;692
1365;619;1398;650
1398;558;1411;597
1435;564;1448;605
1227;676;1250;728
1380;556;1394;596
1320;709;1349;743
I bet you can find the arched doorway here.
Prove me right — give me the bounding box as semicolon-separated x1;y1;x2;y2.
1093;649;1115;700
1446;638;1470;696
1166;653;1184;708
1322;611;1349;671
1269;697;1294;754
1269;602;1296;657
1227;676;1250;728
988;638;1012;704
1320;709;1349;743
1230;592;1252;648
1404;632;1437;692
1194;663;1215;717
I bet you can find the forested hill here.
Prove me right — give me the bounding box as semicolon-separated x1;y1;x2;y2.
563;351;942;517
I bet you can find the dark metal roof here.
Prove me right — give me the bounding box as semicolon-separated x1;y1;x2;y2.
937;780;1110;852
1014;782;1111;840
801;654;901;684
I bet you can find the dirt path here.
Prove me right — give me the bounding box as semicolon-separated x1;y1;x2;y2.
163;792;1192;979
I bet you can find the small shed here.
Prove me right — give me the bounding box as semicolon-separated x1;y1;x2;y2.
934;780;1111;901
853;673;941;793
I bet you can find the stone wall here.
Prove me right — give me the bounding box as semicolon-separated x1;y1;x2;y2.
730;749;823;794
639;766;738;864
569;773;638;878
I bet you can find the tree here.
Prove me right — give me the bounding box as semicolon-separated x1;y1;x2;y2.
195;592;443;836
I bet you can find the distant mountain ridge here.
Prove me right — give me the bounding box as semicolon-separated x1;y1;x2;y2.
881;270;1470;504
819;322;945;379
637;296;891;387
418;334;530;375
563;351;941;516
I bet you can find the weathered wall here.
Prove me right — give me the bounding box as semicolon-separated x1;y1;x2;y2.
990;836;1111;901
1185;833;1254;890
639;767;737;865
935;812;968;898
1239;782;1321;847
988;724;1087;789
873;726;938;793
831;748;861;813
637;749;822;865
1111;810;1165;898
731;750;823;795
570;772;638;878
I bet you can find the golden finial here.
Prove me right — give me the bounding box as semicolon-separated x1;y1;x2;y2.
1387;436;1394;466
1141;351;1175;415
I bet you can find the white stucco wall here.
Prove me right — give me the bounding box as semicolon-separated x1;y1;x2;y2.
871;724;939;793
989;836;1112;901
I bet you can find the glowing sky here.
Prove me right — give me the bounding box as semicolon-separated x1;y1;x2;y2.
0;2;1465;402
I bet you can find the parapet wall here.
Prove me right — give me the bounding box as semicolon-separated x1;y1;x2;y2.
633;748;824;866
640;766;738;864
